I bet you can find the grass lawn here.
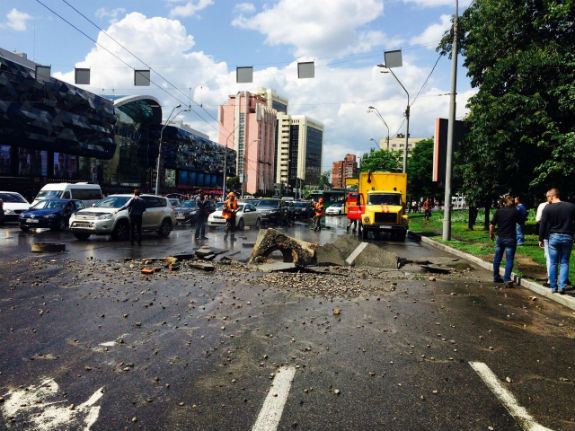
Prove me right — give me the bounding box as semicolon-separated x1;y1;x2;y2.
407;209;575;283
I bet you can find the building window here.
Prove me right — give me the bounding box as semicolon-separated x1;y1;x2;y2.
53;152;78;178
0;145;11;175
18;148;48;177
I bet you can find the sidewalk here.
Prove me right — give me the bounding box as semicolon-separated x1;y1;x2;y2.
408;231;575;311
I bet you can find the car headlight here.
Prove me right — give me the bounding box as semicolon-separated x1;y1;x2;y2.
5;209;15;215
45;214;56;218
96;214;113;220
363;216;370;223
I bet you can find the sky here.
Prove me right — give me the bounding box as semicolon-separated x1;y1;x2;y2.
0;0;476;173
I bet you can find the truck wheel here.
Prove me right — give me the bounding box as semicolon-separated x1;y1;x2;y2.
112;220;130;241
361;227;367;241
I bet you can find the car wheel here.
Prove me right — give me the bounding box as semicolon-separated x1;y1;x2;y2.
112;220;130;241
237;218;245;231
158;219;173;238
20;225;30;232
255;218;261;229
74;232;91;240
54;218;67;231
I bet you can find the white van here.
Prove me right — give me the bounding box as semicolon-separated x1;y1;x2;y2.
33;183;103;206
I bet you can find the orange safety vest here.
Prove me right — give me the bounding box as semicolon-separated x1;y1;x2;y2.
315;202;325;217
222;199;237;219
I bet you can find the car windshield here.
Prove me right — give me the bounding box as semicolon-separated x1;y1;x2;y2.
331;203;343;208
216;202;223;210
0;193;28;203
35;190;61;200
368;194;402;205
257;200;280;209
32;200;65;210
168;199;181;207
95;196;130;208
182;201;196;208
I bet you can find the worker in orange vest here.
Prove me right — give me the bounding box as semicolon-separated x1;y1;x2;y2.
222;192;238;237
314;198;325;231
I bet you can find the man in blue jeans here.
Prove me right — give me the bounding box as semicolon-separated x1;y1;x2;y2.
538;188;574;294
490;195;520;286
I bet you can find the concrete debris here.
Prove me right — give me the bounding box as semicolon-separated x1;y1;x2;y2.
250;262;298;273
249;228;318;266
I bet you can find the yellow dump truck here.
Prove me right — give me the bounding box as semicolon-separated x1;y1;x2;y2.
357;171;408;241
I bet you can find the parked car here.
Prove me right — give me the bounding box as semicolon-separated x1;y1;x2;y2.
256;199;288;226
19;199;84;231
326;202;345;215
69;194;176;240
207;202;261;230
168;197;183;208
174;200;198;224
292;200;314;219
0;191;31;222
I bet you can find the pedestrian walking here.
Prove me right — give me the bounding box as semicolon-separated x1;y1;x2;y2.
535;191;553;286
115;188;146;245
490;194;520;286
538;188;575;294
314;198;325;231
514;196;527;245
194;191;209;240
222;192;238;238
422;198;432;222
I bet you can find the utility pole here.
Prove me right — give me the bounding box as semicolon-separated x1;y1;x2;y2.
442;0;458;241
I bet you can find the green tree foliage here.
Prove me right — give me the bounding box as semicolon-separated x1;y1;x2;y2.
318;171;333;190
360;149;402;173
438;0;575;203
227;176;240;193
407;139;442;200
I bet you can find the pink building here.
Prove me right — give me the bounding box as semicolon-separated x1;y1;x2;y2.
218;91;277;195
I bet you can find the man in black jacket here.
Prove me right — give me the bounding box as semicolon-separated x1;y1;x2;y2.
490;195;520;286
116;189;146;245
538;188;575;293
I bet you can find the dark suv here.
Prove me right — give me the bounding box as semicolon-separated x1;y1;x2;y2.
256;199;288;226
293;201;315;219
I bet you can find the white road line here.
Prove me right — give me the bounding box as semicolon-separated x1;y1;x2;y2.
345;242;368;265
469;361;554;431
252;366;296;431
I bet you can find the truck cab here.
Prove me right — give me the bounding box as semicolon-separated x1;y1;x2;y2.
358;172;408;241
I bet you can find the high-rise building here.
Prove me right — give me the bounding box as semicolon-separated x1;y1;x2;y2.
218;91;277;195
332;154;358;188
275;114;324;190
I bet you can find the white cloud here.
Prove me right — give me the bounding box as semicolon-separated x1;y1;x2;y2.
231;0;388;59
95;8;127;24
169;0;214;18
234;3;256;14
402;0;457;7
410;14;451;48
3;8;32;31
52;13;472;174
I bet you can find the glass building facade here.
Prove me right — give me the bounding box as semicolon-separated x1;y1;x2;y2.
0;51;235;199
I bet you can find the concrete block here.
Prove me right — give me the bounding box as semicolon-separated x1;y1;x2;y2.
249;228;318;265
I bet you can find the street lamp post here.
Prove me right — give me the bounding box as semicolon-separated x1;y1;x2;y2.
367;106;390;151
155;104;182;195
442;0;459;241
377;55;410;173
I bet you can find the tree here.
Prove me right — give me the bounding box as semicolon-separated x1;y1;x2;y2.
360;149;402;173
317;171;332;190
438;0;575;207
406;138;442;201
227;176;240;193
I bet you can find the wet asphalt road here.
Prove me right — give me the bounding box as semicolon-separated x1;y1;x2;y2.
0;217;573;431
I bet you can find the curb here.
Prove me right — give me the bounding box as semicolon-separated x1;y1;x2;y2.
409;231;575;311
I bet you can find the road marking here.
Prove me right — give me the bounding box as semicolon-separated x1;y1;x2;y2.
345;242;368;265
252;366;296;431
469;361;554;431
1;377;104;431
